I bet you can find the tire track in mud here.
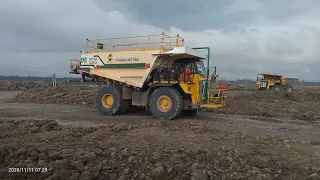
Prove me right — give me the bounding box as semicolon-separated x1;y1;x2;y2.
1;89;320;142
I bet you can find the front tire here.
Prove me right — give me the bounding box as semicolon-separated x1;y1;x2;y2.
273;84;282;91
149;87;183;120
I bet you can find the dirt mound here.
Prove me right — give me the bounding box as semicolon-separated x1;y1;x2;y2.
0;119;319;180
226;89;320;103
214;90;320;122
291;89;320;102
13;83;98;105
0;81;40;91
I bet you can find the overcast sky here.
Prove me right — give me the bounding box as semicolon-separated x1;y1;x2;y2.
1;0;320;80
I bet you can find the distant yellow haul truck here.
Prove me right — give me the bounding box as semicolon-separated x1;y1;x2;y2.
256;73;299;92
77;33;227;120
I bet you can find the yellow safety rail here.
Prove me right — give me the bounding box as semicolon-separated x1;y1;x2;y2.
85;33;184;53
208;79;228;105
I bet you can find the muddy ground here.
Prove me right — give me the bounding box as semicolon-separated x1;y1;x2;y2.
0;81;320;180
10;81;320;124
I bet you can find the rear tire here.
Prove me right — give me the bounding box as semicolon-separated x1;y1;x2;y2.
149;87;183;120
273;84;282;91
96;85;126;115
286;85;293;93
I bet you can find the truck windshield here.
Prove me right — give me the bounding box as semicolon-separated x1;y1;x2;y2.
257;75;265;80
195;61;206;76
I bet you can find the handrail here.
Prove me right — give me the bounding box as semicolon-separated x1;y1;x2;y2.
89;34;171;41
84;33;184;52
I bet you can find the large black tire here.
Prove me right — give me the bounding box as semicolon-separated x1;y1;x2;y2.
96;85;126;115
272;84;282;91
149;87;183;120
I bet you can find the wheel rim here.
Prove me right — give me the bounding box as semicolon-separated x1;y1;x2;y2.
157;95;172;112
102;94;114;108
275;87;280;91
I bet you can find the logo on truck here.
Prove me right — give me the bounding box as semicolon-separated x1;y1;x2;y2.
81;57;87;63
107;54;113;61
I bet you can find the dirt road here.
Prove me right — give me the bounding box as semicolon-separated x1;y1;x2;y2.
1;91;319;142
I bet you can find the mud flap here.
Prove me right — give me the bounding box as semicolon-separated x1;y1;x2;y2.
132;87;153;108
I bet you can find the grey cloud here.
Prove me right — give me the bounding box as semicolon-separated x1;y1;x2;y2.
95;0;240;30
0;0;320;81
264;36;303;58
111;0;320;31
214;55;320;81
0;1;81;53
0;51;79;77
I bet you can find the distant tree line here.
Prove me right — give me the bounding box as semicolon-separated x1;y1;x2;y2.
0;75;79;82
0;75;319;84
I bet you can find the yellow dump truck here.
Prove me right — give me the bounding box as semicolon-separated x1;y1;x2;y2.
77;33;227;120
256;73;299;92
